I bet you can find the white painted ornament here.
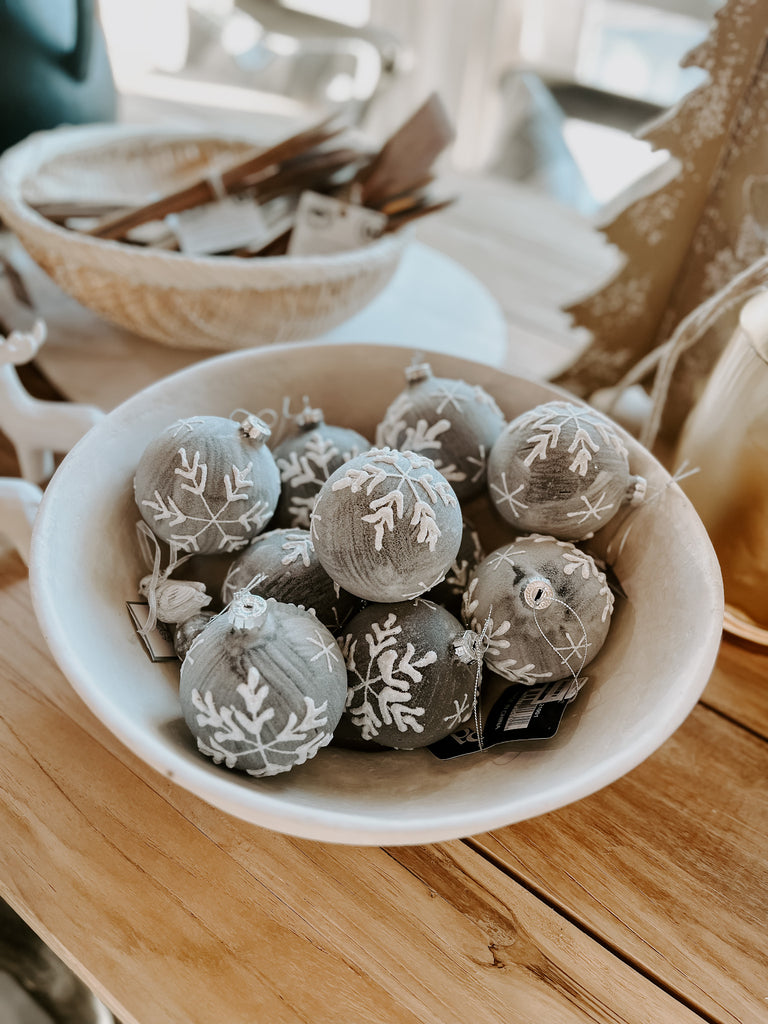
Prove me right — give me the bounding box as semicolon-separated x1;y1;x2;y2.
487;400;646;541
337;599;478;749
179;593;347;777
220;527;360;633
462;534;614;684
133;414;280;557
310;446;462;602
376;362;506;501
271;404;369;529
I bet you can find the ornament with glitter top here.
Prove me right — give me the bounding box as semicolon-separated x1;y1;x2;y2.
310;446;462;602
179;593;347;777
487;400;646;541
220;527;360;633
375;362;506;501
461;534;614;684
134;414;281;557
272;404;369;529
336;598;478;749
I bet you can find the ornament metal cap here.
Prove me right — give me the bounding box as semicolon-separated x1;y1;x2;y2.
239;414;272;445
228;591;268;630
296;405;325;430
405;361;433;384
523;577;555;610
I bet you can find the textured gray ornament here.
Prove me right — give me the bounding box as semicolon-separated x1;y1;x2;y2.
487;400;646;541
272;406;369;529
425;517;484;617
375;362;506;501
173;611;216;660
179;594;347;777
220;527;360;633
310;446;463;602
461;533;614;684
134;414;281;557
337;598;477;749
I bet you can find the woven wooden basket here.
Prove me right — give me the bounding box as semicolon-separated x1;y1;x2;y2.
0;124;405;350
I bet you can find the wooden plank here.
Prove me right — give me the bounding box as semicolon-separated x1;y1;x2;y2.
0;565;705;1024
471;705;768;1024
702;637;768;741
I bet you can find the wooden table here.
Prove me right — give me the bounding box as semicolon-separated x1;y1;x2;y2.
1;159;766;1024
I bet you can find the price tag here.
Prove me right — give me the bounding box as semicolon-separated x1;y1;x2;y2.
167;195;270;255
287;191;387;256
127;602;178;663
429;677;586;759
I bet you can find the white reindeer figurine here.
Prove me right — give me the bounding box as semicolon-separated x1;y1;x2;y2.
0;318;103;562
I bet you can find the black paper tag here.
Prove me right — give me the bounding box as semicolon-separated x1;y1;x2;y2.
429;677;584;759
126;602;178;663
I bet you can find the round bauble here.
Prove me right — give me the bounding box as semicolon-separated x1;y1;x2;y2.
338;598;477;748
376;362;506;501
461;534;614;684
487;400;646;541
134;414;281;556
220;527;360;633
173;610;215;661
425;517;484;617
310;447;463;602
271;405;369;529
179;594;347;777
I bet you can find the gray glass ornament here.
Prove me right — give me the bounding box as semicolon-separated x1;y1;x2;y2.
338;598;477;749
461;533;614;684
310;446;463;602
134;414;281;557
179;594;347;777
272;406;369;529
375;362;506;500
173;611;215;661
220;527;360;633
487;400;646;541
425;517;484;617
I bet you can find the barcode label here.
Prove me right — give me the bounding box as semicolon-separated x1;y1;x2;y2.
504;689;541;730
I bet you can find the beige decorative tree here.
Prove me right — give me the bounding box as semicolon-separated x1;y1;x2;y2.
554;0;768;439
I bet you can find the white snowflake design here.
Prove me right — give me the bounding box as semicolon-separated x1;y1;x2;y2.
280;531;314;566
190;664;332;777
328;448;457;552
340;612;436;740
492;660;553;685
376;391;472;484
142;447;271;558
443;693;473;731
519;403;627;477
276;432;362;528
489;472;528;517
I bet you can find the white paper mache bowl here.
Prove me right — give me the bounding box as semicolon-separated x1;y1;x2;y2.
29;343;724;846
0;124;405;350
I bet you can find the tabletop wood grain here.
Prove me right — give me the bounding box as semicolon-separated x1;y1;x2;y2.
0;126;765;1024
